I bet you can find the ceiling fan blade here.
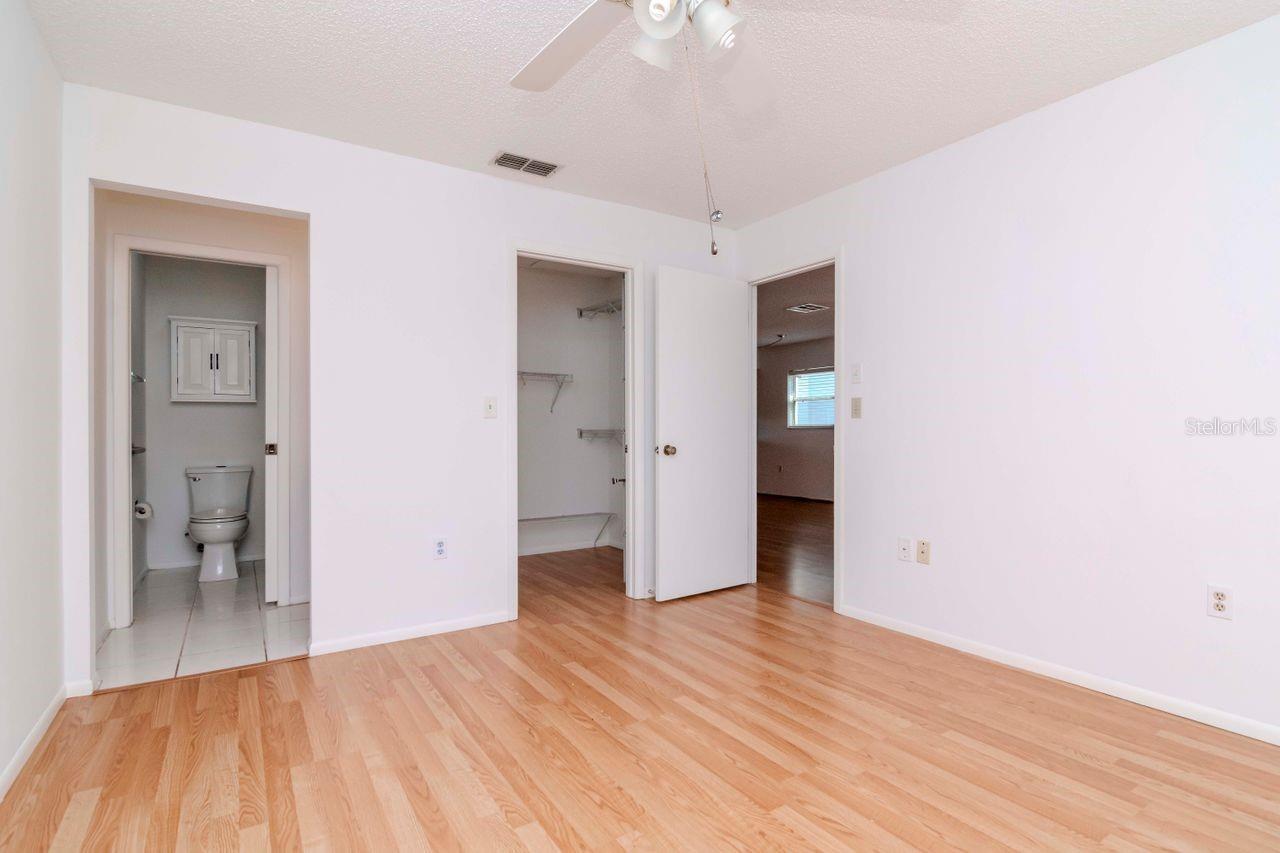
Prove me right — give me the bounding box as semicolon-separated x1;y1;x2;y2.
511;0;630;92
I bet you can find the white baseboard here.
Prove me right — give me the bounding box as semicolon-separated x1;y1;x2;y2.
65;680;94;697
836;603;1280;747
309;610;513;657
0;687;66;804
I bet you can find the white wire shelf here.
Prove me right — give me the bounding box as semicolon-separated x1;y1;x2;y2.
577;298;623;319
518;512;616;547
578;428;625;446
518;371;573;412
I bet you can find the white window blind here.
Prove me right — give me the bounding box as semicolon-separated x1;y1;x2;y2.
788;367;836;428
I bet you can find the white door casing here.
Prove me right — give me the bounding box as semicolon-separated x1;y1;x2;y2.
108;236;291;640
654;266;754;601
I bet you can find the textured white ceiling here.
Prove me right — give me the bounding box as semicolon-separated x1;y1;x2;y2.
757;265;834;346
28;1;1280;225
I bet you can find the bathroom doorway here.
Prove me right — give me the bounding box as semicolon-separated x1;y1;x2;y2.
94;188;310;690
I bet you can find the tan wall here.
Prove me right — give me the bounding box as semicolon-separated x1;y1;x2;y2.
756;337;834;501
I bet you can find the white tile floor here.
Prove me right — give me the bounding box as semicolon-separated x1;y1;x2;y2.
95;561;310;691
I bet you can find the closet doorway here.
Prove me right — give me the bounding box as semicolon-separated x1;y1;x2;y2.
515;253;635;605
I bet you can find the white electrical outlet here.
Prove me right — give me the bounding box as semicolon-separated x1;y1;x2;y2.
1207;585;1232;620
851;397;863;419
897;538;913;561
916;540;931;565
433;538;448;560
483;397;498;419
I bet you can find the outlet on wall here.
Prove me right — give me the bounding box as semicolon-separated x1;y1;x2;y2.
897;538;913;561
916;540;931;565
1207;585;1232;620
433;538;448;560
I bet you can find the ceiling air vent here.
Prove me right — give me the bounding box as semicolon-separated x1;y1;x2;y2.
493;152;559;178
522;159;559;177
785;303;831;314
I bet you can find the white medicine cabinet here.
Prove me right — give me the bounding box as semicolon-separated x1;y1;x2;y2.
170;316;257;402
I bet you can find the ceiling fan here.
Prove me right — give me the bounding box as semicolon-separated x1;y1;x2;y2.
510;1;747;255
511;0;747;93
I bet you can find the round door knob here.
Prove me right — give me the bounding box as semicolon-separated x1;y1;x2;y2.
662;444;678;456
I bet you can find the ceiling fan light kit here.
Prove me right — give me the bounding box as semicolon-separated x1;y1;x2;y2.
687;0;746;56
513;0;747;255
631;32;676;70
635;0;687;39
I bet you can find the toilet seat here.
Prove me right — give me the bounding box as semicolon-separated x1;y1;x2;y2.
189;508;248;523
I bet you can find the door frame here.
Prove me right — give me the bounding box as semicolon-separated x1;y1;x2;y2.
749;252;845;610
108;234;294;630
507;243;646;617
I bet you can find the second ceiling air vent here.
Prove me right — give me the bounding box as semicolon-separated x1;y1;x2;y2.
493;152;560;178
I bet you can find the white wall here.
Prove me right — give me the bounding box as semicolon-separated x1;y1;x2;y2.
739;16;1280;738
61;85;737;675
518;268;626;555
143;255;266;570
0;0;64;800
757;337;835;501
91;189;311;616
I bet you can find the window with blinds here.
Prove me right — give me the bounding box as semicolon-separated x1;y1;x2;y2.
787;367;836;428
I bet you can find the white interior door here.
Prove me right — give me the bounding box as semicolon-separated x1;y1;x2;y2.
654;266;754;601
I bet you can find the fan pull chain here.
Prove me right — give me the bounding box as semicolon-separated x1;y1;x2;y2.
682;29;723;256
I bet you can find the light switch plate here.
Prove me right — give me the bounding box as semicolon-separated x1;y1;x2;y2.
897;538;913;561
849;363;862;384
851;397;863;419
483;397;498;419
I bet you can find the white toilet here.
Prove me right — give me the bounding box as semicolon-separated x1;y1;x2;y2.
186;465;252;583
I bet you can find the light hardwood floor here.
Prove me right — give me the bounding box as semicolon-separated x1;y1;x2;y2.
3;547;1279;849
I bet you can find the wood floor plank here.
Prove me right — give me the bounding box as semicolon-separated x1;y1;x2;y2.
3;544;1279;850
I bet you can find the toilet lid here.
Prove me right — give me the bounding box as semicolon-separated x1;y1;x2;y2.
189;508;248;522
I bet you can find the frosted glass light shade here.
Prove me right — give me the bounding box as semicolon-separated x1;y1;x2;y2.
631;33;676;71
634;0;686;39
689;0;745;58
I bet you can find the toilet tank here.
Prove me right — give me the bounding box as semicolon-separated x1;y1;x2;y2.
186;465;252;515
